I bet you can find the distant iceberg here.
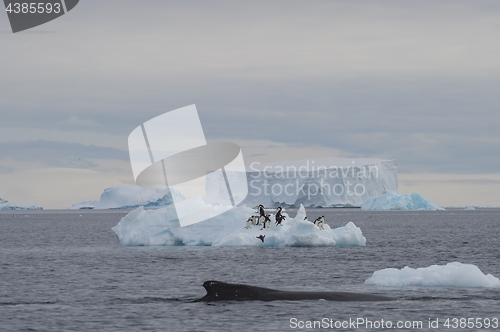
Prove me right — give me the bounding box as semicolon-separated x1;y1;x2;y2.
365;262;500;288
360;192;443;210
111;202;366;247
464;206;475;210
210;157;398;208
0;202;43;210
72;158;398;209
69;185;185;209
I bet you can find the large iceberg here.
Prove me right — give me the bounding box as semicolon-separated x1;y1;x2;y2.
69;185;185;209
0;201;43;210
111;202;366;247
72;158;397;209
364;262;500;288
360;192;443;210
210;158;398;208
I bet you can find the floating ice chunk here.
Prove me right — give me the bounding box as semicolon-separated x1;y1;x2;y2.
464;206;475;210
0;202;42;210
365;262;500;288
360;192;443;211
70;200;99;210
111;203;366;247
330;221;366;246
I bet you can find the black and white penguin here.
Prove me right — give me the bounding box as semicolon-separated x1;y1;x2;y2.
256;235;265;242
257;204;266;218
275;206;286;226
255;215;263;226
314;216;325;230
245;217;253;229
261;214;271;230
250;215;258;226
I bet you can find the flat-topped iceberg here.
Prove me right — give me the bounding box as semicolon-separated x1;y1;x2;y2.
69;185;185;209
72;158;398;209
111;202;366;247
209;157;398;208
364;262;500;288
0;202;43;210
360;192;443;210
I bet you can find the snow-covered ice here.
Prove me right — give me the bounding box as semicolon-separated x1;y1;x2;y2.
212;158;398;208
360;192;443;210
0;202;43;210
111;202;366;247
69;185;185;209
364;262;500;288
71;157;398;209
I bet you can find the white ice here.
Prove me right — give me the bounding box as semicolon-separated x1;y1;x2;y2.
218;158;398;208
360;192;443;210
364;262;500;288
69;185;185;209
464;206;475;210
0;202;43;210
71;157;398;209
111;202;366;247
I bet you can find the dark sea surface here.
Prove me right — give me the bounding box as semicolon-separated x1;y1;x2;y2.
1;208;499;331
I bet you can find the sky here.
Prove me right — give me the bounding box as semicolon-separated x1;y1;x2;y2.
1;0;499;208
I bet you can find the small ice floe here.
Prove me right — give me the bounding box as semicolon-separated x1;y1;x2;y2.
365;262;500;288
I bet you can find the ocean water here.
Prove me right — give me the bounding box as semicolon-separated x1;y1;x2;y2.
1;208;499;331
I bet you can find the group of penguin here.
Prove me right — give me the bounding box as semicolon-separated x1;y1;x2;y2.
245;204;285;231
246;204;326;242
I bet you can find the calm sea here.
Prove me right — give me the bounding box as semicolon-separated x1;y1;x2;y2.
1;208;499;331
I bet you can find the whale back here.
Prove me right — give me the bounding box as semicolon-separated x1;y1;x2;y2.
193;280;395;302
194;281;273;301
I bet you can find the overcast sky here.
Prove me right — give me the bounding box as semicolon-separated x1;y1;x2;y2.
1;0;499;207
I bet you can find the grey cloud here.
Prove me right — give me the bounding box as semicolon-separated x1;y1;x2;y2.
0;140;128;170
1;0;500;175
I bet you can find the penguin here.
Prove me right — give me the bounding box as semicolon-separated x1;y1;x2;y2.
250;215;258;226
257;204;266;218
275;214;285;226
275;206;286;226
245;217;253;229
314;216;325;230
255;215;262;226
261;214;271;230
256;235;265;242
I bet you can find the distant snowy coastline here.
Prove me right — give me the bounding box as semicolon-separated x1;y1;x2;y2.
69;186;185;210
0;202;43;210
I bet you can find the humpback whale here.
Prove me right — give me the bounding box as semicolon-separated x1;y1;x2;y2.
193;281;395;302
